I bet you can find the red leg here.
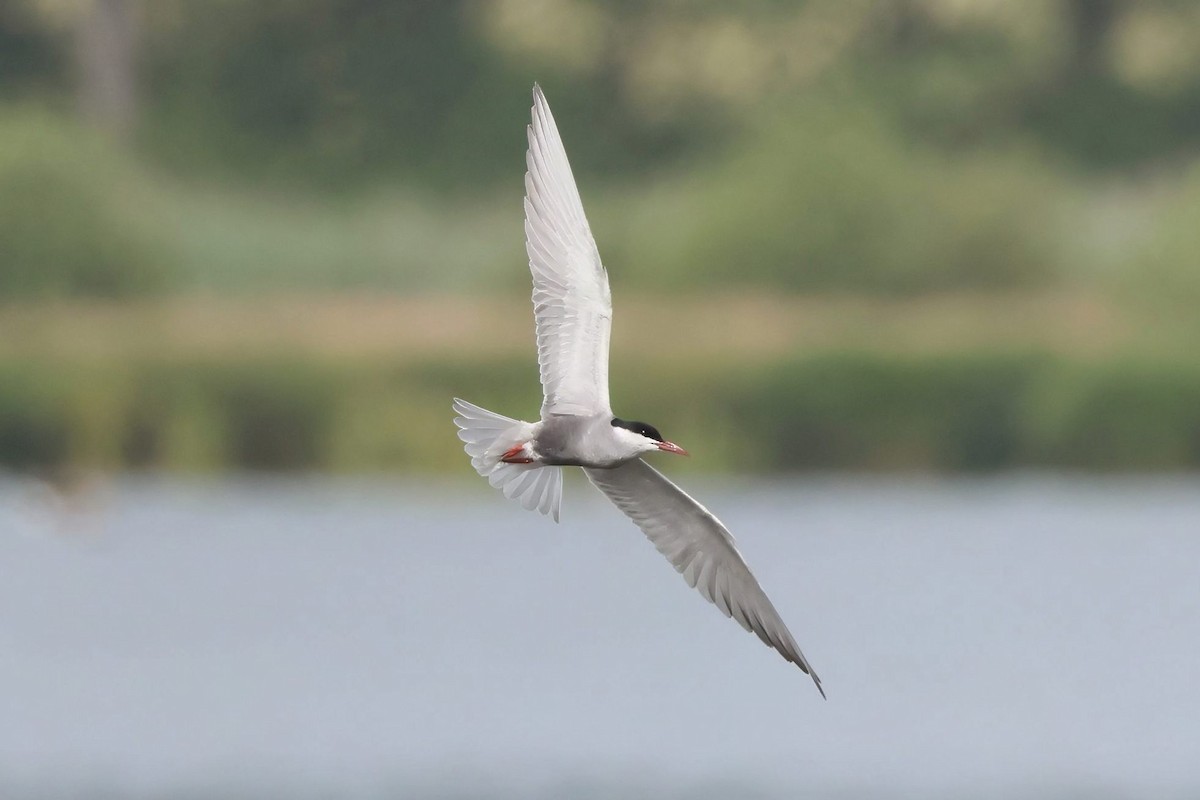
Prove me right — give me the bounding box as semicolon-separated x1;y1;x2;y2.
500;444;534;464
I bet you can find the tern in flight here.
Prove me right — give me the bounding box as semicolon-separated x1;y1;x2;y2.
453;85;823;695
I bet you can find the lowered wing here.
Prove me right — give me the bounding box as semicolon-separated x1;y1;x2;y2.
584;458;824;696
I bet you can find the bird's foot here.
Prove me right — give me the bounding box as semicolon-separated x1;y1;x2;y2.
500;444;534;464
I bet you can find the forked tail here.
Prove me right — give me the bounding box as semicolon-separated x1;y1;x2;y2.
451;398;562;522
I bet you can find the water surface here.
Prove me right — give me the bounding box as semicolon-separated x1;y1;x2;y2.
2;475;1197;798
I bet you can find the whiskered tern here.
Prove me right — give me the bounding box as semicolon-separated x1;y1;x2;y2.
454;85;823;696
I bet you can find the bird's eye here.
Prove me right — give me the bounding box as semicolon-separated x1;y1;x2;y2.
612;417;664;442
639;424;664;442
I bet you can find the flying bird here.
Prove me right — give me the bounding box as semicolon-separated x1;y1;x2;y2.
453;85;823;696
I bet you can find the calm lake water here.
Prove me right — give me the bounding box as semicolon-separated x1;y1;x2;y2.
1;474;1198;799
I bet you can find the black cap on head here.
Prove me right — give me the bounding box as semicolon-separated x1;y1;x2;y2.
611;417;665;443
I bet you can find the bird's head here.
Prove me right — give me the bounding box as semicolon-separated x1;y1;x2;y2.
611;417;688;457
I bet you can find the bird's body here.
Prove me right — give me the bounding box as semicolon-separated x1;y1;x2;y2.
527;414;637;468
453;85;823;696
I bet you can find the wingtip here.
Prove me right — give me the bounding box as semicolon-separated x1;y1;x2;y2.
530;84;547;131
804;664;826;699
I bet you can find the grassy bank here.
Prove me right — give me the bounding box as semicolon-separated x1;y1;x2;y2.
2;291;1185;362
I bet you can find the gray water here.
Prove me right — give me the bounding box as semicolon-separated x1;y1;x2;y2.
1;474;1198;799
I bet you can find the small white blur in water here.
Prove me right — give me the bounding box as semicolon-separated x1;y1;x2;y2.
0;472;108;540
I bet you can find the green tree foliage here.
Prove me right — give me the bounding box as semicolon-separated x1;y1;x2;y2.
620;101;1061;292
0;1;1195;305
136;0;692;190
0;108;164;296
0;1;70;100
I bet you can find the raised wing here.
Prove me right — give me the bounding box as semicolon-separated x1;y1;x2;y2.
584;459;824;695
525;85;613;418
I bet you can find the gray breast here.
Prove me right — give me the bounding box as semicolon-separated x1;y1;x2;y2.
534;414;619;467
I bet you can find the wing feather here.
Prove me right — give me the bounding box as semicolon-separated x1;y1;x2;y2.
584;459;824;696
525;85;612;417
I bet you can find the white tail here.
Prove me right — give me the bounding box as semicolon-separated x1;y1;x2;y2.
452;398;562;522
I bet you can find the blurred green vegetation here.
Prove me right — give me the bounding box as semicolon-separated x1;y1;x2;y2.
4;0;1200;297
1;0;1199;474
3;353;1200;475
619;101;1063;292
0;108;165;296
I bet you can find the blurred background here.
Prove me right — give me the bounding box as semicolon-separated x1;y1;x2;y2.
1;1;1198;798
